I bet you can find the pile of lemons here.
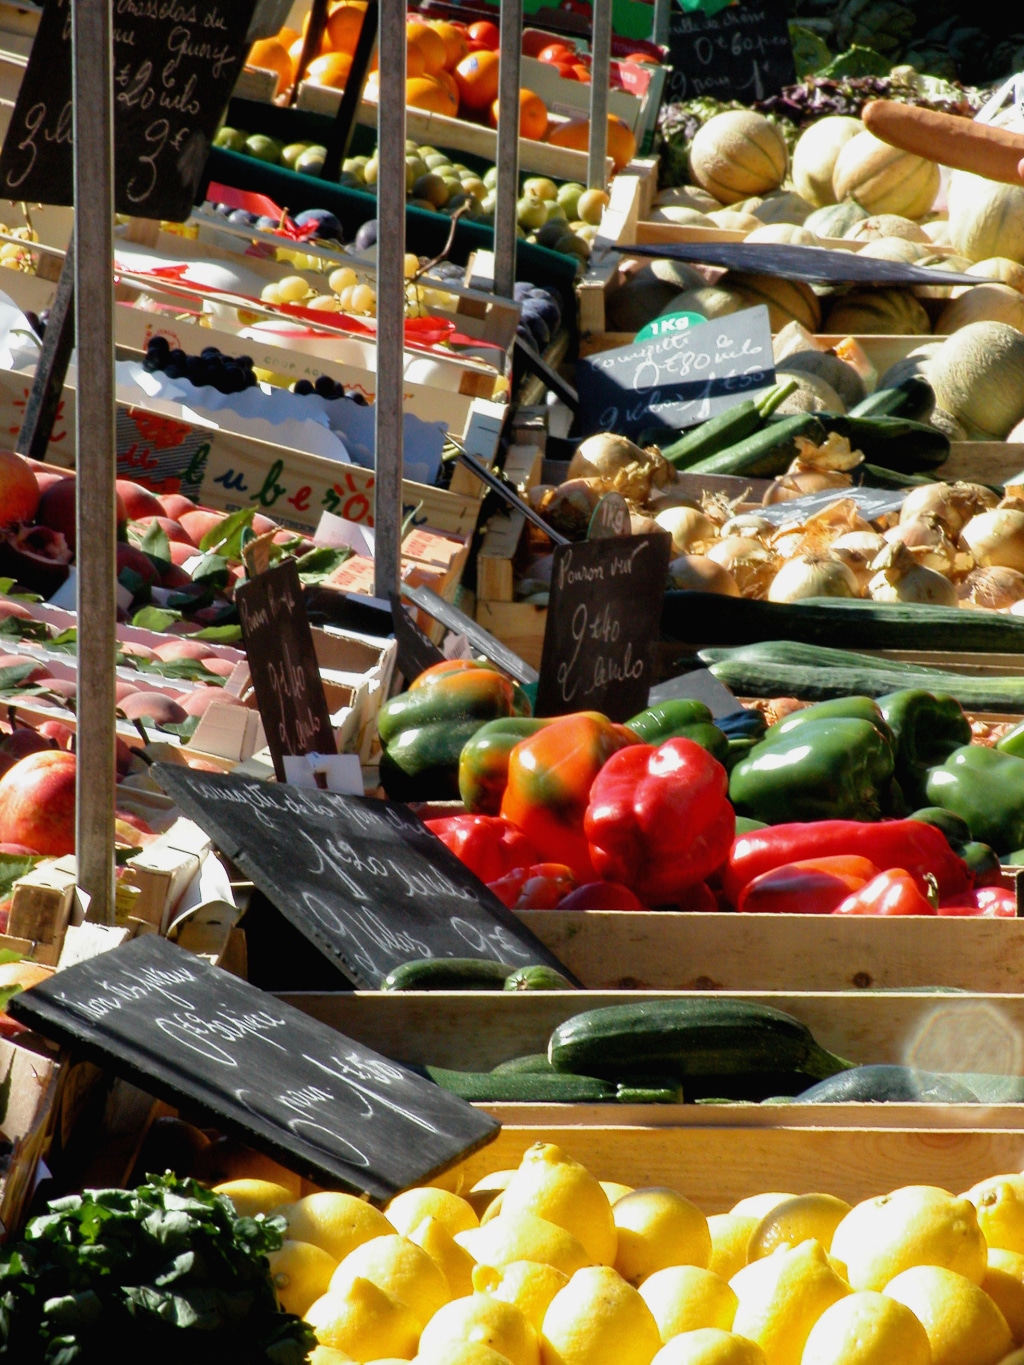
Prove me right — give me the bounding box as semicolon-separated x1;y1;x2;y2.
216;1143;1024;1365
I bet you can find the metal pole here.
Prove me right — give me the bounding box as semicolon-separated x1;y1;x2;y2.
587;0;612;191
72;0;117;921
493;0;523;300
652;0;672;47
372;0;406;601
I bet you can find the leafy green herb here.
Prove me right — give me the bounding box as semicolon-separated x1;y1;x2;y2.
292;545;351;586
135;521;172;571
0;616;51;644
0;663;41;692
131;607;180;633
0;853;39;901
156;716;202;740
190;553;230;588
192;624;243;644
200;507;257;562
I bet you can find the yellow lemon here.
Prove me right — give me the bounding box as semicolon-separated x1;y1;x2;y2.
275;1192;394;1263
613;1188;712;1286
482;1194;507;1225
708;1215;759;1281
386;1186;479;1237
964;1175;1024;1254
829;1186;987;1292
213;1178;296;1218
640;1266;738;1340
305;1276;421;1360
540;1264;662;1365
473;1260;569;1329
500;1144;617;1267
330;1233;450;1324
268;1239;337;1316
650;1329;766;1364
800;1290;931;1364
417;1292;540;1365
410;1215;476;1297
457;1212;592;1276
993;1352;1024;1365
309;1348;355;1364
603;1182;635;1204
416;1346;514;1365
985;1250;1024;1346
467;1170;518;1220
730;1195;797;1220
747;1195;851;1260
884;1265;1012;1365
729;1238;850;1365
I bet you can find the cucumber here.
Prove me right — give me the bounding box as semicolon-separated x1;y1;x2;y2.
491;1054;557;1075
858;464;938;490
382;958;513;991
547;999;852;1083
793;1066;979;1104
815;415;948;472
848;377;935;423
686;414;826;478
426;1066;617;1102
503;965;576;991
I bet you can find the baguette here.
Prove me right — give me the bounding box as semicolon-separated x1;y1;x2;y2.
862;99;1024;185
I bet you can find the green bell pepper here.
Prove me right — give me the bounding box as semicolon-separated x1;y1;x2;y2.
908;807;973;846
758;696;892;747
626;698;729;764
878;690;972;809
925;745;1024;854
728;716;897;825
458;716;554;815
997;718;1024;759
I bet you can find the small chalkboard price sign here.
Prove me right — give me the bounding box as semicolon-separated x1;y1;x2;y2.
152;764;578;989
575;306;775;440
8;935;497;1202
535;532;672;722
666;0;797;104
0;0;256;220
236;558;337;782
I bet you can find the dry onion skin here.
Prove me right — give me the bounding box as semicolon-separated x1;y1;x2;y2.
655;505;718;553
960;506;1024;572
868;541;957;607
567;433;675;502
667;555;740;595
884;516;957;574
899;481;999;536
958;565;1024;610
708;537;778;598
768;553;859;603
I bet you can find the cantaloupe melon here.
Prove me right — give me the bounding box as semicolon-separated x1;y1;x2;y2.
922;219;952;245
845;214;931;243
791;115;863;208
750;191;816;225
927;321;1024;439
947;173;1024;264
645;259;707;292
937;284;1024;336
965;258;1024;293
774;370;847;414
649;206;716;227
832;132;940;220
709;210;765;233
804;200;869;241
720;272;822;332
825;288;931;336
913;254;974;301
857;239;930;264
666;286;742;321
776;350;866;409
654;186;722;213
688;111;788;206
878;344;941;389
607;277;685;332
745;223;822;246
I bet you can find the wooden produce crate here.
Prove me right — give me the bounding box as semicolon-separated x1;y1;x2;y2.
0;1035;63;1239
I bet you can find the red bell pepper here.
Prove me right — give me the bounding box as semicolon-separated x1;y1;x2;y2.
722;819;971;907
832;867;936;916
584;737;735;905
557;881;648;910
487;862;577;909
939;886;1017;917
737;856;881;915
424;814;538;885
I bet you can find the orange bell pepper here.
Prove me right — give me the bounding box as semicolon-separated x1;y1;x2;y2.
833;867;937;916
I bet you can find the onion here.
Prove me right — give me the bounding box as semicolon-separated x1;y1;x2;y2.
538;478;605;541
629;514;661;536
831;530;888;590
763;471;852;505
884;516;956;574
567;433;674;501
868;541;956;606
655;506;718;553
667;555;740;595
708;536;778;598
768;553;859;603
900;481;999;536
721;514;773;538
961;507;1024;571
958;566;1024;610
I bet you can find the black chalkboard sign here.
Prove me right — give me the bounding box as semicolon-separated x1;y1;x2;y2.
621;242;990;288
236;558;337;782
666;0;796;104
8;935;497;1202
0;0;256;220
152;764;578;989
575;306;775;439
535;532;672;722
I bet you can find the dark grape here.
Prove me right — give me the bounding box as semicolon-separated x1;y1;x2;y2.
314;374;336;398
293;379;315;396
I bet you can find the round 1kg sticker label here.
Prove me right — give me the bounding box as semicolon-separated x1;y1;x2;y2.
633;311;704;343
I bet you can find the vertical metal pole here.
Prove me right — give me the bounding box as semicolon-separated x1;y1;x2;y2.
372;0;406;601
493;0;523;301
72;0;117;921
587;0;613;191
652;0;672;47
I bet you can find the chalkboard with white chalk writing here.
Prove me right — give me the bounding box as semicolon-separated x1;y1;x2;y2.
666;0;796;104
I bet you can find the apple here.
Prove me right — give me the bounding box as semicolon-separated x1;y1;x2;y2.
0;750;77;855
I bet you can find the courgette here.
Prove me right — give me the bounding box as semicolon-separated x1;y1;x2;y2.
616;1078;685;1104
815;415;948;472
858;464;938;490
792;1066;979;1104
382;958;513;991
426;1066;617;1102
657;381;797;469
547;998;852;1083
686;414;826;478
491;1054;557;1075
503;965;576;991
848;376;936;423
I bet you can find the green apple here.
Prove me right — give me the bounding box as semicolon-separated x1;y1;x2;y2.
363;157;379;185
543;200;568;224
295;146;326;175
214;126;248;153
557;181;584;220
578;188;610;226
342;156;366;182
481;191;496;215
483;165;498;190
461;177;488;203
412;172;450;208
243;133;282;164
517;196;548;231
523;176;558;202
424;152;452;171
280;142;310;169
555;231;591;260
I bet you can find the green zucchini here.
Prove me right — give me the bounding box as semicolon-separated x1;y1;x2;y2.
491;1054;557;1075
547;998;852;1083
657;381;797;469
953;1073;1024;1103
698;640;1024;714
503;965;576;991
848;376;935;423
381;958;513;991
616;1078;685;1104
793;1066;979;1103
426;1066;617;1102
815;415;948;472
686;414;826;478
858;464;937;490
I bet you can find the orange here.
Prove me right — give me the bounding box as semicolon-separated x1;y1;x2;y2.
627;52;662;64
491;88;549;140
406;74;458;117
538;42;574;64
325;2;368;57
277;25;300;48
468;19;500;48
432;20;469;69
246;38;294;96
306;51;353;89
522;30;555;57
407;20;448;76
454;48;500;111
548;113;637;170
301;9;332;50
434;68;460;105
369;39;426;79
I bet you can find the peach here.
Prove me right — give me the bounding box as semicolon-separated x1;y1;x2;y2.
153;639;209;662
200;656;236;678
42;679;77;702
160;494;198;520
0;451;40;527
118;692;188;725
36;720;73;748
0;750;76;854
0;654;51;683
114;680;138;703
0;597;33;621
37;478;127;550
181;687;244;717
117;642;157;661
167;540;200;568
115;480;164;521
179;509;226;545
116;542;160;588
133;516;195;545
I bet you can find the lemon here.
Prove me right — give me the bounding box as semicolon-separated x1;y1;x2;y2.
730;1195;797;1220
650;1329;766;1364
410;1215;476;1297
603;1182;635;1204
884;1264;1013;1365
467;1171;518;1221
269;1239;337;1316
640;1266;738;1340
500;1144;617;1266
800;1289;931;1364
417;1292;540;1365
747;1195;851;1260
964;1175;1024;1254
829;1186;987;1292
305;1276;421;1360
473;1260;569;1329
214;1178;296;1218
457;1212;592;1276
729;1238;850;1365
275;1192;394;1263
387;1187;479;1237
540;1264;662;1365
708;1216;759;1281
416;1346;514;1365
482;1194;507;1225
309;1348;355;1364
614;1188;712;1286
985;1250;1024;1346
330;1233;450;1324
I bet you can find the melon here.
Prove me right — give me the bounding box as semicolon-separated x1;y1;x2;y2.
750;191;816;225
824;288;931;336
709;210;765;233
655;185;722;213
649;206;716;227
845;214;930;243
776;350;866;409
922;219;952;245
927;321;1024;439
947;172;1024;264
937;284;1024;336
644;259;707;293
774;370;847;414
720;273;822;333
804;200;869;241
688;111;788;206
832;132;940;220
929;408;969;442
666;286;742;321
857;238;930;264
878;344;941;389
791;115;863;207
744;224;822;246
965;258;1024;293
607;277;685;332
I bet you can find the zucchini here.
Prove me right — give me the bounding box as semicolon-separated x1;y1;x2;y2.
686;414;826;478
698;640;1024;714
382;958;513;991
793;1066;979;1104
858;464;937;490
848;376;935;423
503;965;576;991
426;1066;617;1102
547;998;852;1083
616;1078;685;1104
815;415;948;472
491;1054;557;1075
954;1073;1024;1103
658;381;797;469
